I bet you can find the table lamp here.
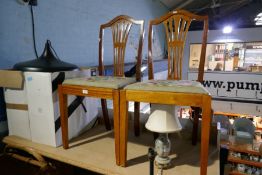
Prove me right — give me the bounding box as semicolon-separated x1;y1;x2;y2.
145;104;182;169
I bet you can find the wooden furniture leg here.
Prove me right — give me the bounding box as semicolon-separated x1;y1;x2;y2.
119;90;128;167
200;96;211;175
134;102;140;136
192;107;200;145
58;85;69;149
113;90;120;165
101;99;111;130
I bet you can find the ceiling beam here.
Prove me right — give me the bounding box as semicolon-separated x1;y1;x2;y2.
173;0;194;10
212;0;251;18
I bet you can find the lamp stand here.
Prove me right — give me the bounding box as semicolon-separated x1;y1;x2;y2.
154;133;171;169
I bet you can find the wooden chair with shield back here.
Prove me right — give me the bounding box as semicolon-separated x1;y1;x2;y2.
132;10;209;144
58;15;144;165
120;10;211;175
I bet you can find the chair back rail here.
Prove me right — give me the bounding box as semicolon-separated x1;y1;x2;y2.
98;15;144;81
148;10;208;82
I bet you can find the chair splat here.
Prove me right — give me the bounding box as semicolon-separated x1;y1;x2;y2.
111;20;133;76
163;15;192;80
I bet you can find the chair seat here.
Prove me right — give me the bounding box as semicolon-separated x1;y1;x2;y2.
236;131;253;139
235;131;253;144
63;76;136;89
124;80;210;94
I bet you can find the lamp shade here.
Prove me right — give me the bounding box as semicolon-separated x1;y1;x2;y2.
145;104;182;133
13;40;78;72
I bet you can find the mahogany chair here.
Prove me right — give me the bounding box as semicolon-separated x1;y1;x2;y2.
119;10;211;175
58;15;144;165
132;9;209;143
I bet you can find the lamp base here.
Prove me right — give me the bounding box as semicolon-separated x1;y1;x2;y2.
155;155;171;169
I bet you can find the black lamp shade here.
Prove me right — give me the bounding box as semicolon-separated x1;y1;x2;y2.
13;40;78;72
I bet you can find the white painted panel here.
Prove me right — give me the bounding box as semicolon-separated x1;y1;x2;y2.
256;105;262;114
4;85;27;104
25;70;99;147
6;109;31;140
232;102;258;116
217;87;236;98
25;72;56;146
257;91;262;100
212;101;231;113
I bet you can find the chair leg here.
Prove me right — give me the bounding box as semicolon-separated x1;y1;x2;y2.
192;107;200;145
113;90;120;165
58;85;69;149
101;99;111;130
119;90;129;167
134;102;140;136
200;96;211;175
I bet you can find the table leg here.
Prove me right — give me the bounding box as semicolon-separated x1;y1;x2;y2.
200;95;211;175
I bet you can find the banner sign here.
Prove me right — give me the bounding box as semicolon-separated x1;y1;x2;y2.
188;72;262;101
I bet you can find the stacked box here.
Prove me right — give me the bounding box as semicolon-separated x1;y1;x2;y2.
1;69;98;147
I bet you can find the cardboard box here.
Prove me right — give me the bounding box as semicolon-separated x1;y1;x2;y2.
4;86;31;140
0;69;98;147
0;70;23;89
